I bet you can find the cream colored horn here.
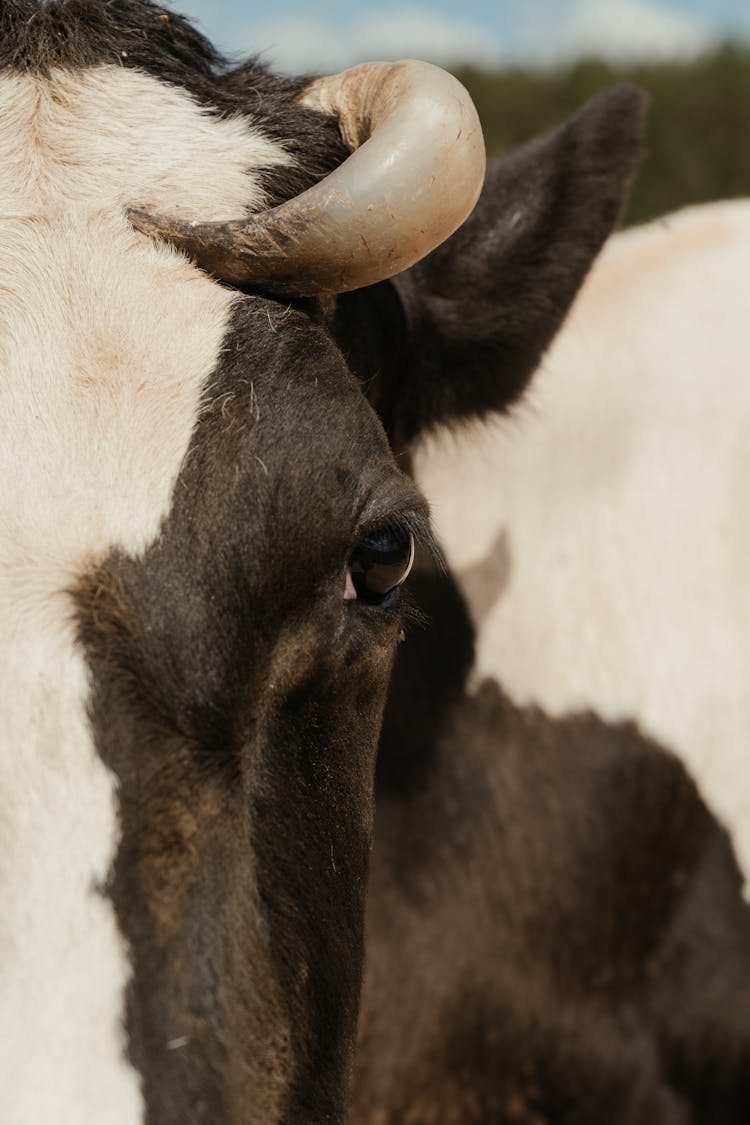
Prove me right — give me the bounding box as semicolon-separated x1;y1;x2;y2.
129;60;486;297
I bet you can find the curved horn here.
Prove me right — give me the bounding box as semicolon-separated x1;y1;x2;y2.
129;60;486;296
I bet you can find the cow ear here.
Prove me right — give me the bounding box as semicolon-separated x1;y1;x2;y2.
333;84;647;450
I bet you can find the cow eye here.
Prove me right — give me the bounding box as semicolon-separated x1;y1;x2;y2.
346;524;415;605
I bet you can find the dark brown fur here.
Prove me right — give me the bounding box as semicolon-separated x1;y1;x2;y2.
351;569;750;1123
76;303;429;1124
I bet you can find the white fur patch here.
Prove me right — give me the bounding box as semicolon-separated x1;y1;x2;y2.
415;200;750;891
0;65;289;220
0;66;289;1124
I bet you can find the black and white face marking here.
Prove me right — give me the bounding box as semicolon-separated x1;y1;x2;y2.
75;298;427;1125
0;68;255;1122
0;23;420;1125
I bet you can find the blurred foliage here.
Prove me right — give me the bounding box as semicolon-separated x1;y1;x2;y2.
454;44;750;226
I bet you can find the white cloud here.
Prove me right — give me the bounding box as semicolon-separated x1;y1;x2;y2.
177;0;720;74
353;8;503;66
523;0;715;65
233;6;504;74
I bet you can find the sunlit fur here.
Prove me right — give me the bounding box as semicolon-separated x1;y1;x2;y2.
415;199;750;893
0;65;287;1124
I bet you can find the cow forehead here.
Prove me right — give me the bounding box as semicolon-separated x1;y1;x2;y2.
0;66;295;1125
0;60;294;574
0;65;289;218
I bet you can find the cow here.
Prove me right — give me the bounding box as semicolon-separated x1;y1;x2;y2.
352;568;750;1123
414;198;750;901
408;197;750;1118
0;2;652;1123
347;165;750;1123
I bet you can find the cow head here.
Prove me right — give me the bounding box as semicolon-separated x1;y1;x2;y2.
0;3;644;1123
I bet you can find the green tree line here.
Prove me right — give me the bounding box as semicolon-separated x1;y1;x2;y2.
455;44;750;226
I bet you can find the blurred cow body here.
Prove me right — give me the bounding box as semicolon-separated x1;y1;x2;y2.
355;562;750;1124
356;193;750;1124
415;199;750;890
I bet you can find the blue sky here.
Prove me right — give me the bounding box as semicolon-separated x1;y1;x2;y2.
173;0;750;74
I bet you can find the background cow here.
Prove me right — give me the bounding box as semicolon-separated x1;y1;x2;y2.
347;134;750;1124
415;198;750;901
